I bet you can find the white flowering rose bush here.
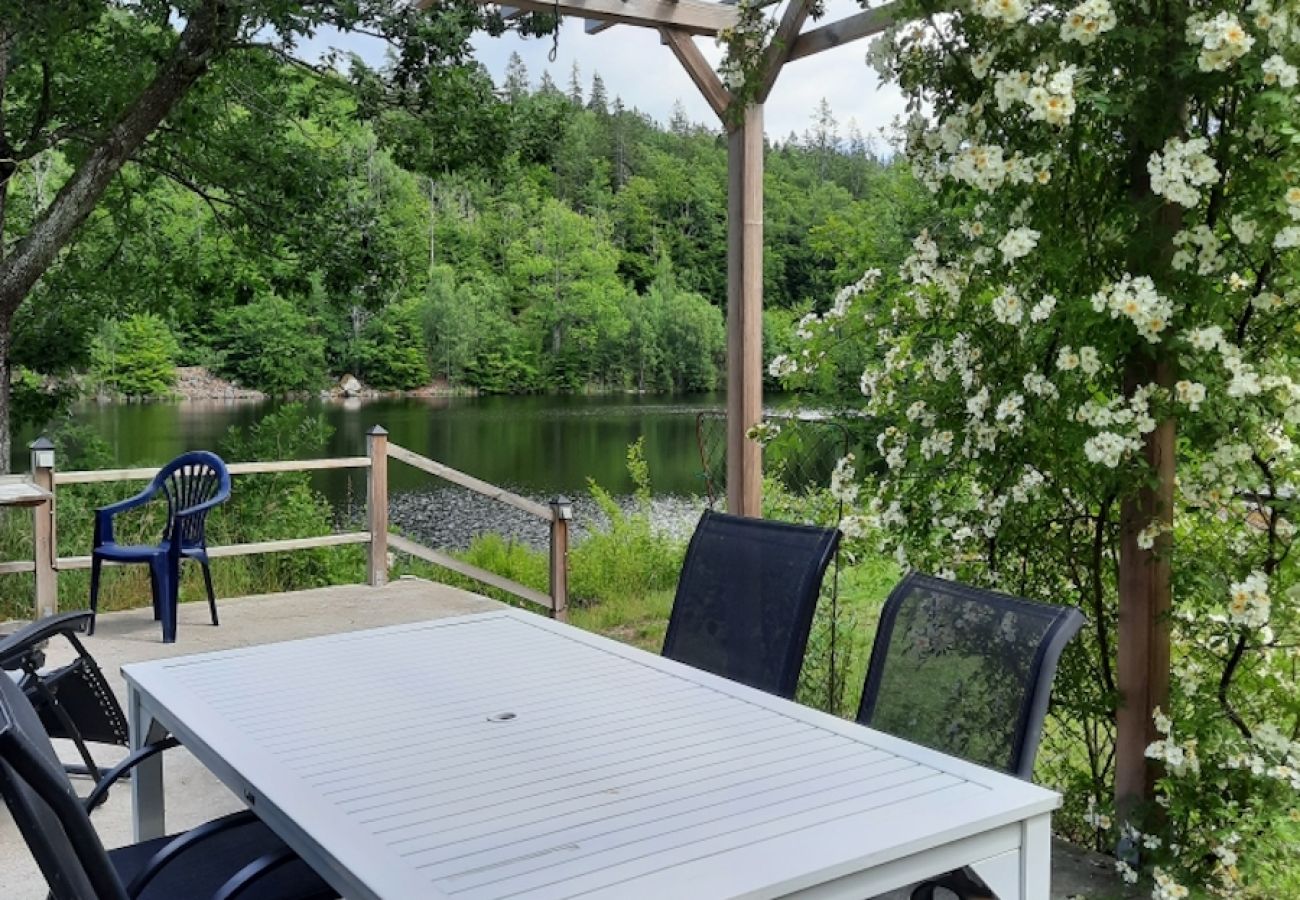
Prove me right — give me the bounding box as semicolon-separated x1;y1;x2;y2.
768;0;1300;890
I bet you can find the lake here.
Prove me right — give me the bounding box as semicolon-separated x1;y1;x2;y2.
14;394;736;506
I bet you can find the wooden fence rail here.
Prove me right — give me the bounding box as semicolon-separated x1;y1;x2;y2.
3;429;570;621
383;441;569;620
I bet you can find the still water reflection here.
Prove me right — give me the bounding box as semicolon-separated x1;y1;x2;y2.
15;394;737;503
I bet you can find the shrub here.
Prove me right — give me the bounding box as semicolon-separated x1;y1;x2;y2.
90;314;179;398
215;295;325;394
569;439;683;605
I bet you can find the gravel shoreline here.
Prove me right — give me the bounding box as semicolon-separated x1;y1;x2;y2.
388;486;706;551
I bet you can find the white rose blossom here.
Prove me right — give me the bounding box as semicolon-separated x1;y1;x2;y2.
1029;294;1056;322
1175;380;1207;411
992;287;1025;324
1187;12;1254;72
972;0;1028;26
1090;275;1175;342
829;454;860;504
1263;54;1299;88
1227;571;1271;629
1147;137;1220;208
1060;0;1117;45
998;226;1041;264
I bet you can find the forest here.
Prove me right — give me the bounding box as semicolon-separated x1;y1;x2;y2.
7;45;925;418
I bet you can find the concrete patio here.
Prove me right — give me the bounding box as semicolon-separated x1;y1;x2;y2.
2;578;1135;899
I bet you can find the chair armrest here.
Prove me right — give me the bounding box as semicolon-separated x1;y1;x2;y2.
95;488;157;546
0;611;94;670
83;737;180;815
124;809;260;899
212;846;313;900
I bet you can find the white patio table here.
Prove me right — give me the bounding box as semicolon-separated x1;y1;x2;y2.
123;608;1058;900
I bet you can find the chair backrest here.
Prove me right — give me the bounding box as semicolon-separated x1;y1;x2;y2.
0;674;128;900
662;510;841;698
152;451;231;548
857;572;1085;780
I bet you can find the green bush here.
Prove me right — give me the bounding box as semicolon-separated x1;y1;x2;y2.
215;295;326;394
356;300;429;391
90;314;179;398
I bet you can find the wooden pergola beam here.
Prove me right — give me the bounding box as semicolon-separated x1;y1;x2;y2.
787;2;900;63
757;0;812;101
660;29;733;121
429;0;740;36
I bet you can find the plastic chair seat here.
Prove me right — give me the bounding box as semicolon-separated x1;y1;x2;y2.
94;543;171;562
108;812;336;900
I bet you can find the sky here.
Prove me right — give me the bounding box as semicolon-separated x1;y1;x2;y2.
304;0;907;144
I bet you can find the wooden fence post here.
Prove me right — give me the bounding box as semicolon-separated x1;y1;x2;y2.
549;497;572;622
30;437;57;618
367;426;389;588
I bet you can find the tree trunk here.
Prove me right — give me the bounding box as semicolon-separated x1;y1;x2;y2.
0;304;12;474
1114;358;1175;821
0;1;235;468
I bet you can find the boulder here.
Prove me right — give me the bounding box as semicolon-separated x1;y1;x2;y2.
339;374;363;397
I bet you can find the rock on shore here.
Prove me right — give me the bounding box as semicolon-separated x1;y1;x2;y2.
174;367;266;400
388;486;705;551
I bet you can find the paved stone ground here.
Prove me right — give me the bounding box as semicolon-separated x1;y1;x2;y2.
2;578;1135;899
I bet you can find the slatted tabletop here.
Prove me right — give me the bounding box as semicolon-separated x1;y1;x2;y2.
124;609;1059;899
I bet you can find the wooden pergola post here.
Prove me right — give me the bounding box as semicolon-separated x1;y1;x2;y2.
725;103;764;517
1115;361;1175;816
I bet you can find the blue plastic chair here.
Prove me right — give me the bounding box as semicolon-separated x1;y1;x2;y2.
89;452;231;644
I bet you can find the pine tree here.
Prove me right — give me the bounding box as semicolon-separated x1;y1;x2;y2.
567;62;584;105
538;70;559;95
610;97;630;187
845;118;871;196
669;100;690;137
587;72;608;114
846;118;868;159
805;97;839;179
504;52;530;101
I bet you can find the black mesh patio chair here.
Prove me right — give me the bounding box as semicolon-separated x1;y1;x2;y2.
0;671;339;900
662;510;841;698
857;571;1085;900
1;611;128;787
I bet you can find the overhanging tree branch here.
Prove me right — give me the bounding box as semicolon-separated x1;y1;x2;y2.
0;0;237;316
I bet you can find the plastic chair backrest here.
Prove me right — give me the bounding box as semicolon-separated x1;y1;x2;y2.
662;510;841;699
0;674;128;900
857;572;1085;779
151;451;231;548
